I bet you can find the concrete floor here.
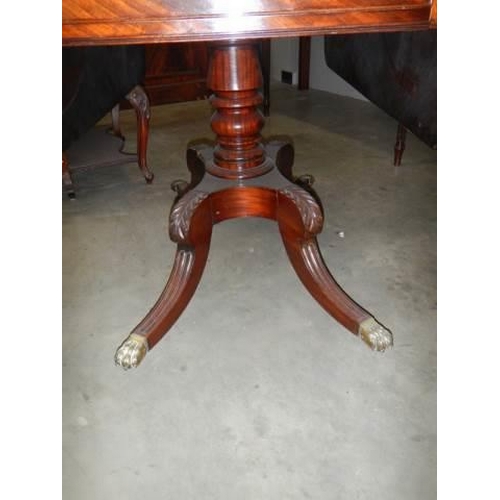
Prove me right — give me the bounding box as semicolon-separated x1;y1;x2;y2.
62;83;436;500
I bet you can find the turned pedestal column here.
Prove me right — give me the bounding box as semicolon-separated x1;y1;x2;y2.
115;40;392;370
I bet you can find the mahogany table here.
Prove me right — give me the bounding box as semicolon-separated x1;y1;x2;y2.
62;0;437;370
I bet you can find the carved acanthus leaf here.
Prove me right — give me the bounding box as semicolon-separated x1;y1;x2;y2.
280;184;323;234
169;191;209;243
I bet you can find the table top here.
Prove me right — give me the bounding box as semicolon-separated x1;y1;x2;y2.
62;0;436;46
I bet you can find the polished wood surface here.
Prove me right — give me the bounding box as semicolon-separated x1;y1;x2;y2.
139;41;271;113
62;0;435;46
208;42;267;176
114;40;394;369
430;0;437;26
125;86;154;183
126;136;388;356
62;0;435;368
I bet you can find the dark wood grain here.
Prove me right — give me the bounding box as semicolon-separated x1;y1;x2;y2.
276;188;371;334
132;196;213;349
207;41;267;177
143;42;210;105
65;1;422;366
125;85;154;182
62;0;435;46
124;138;389;357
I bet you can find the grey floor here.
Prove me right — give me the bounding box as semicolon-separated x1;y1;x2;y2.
62;83;436;500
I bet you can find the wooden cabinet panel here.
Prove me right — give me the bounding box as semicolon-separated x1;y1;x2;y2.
143;42;210;106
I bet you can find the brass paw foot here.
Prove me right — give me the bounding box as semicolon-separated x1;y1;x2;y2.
358;317;393;352
114;333;149;370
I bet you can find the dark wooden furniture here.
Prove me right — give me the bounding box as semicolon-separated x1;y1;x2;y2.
140;40;271;116
324;29;437;165
62;0;437;369
62;46;154;197
143;42;210;106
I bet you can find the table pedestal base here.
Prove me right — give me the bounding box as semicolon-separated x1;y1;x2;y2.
115;140;392;370
114;39;392;370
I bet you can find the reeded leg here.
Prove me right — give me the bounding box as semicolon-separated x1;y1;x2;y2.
115;189;213;369
126;85;154;183
394;123;407;166
277;184;392;351
115;39;393;371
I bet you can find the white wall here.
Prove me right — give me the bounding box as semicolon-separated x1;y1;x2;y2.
270;36;367;102
270;38;299;84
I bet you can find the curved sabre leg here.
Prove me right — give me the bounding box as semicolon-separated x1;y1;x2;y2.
115;191;213;369
126;85;154;183
277;186;393;351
